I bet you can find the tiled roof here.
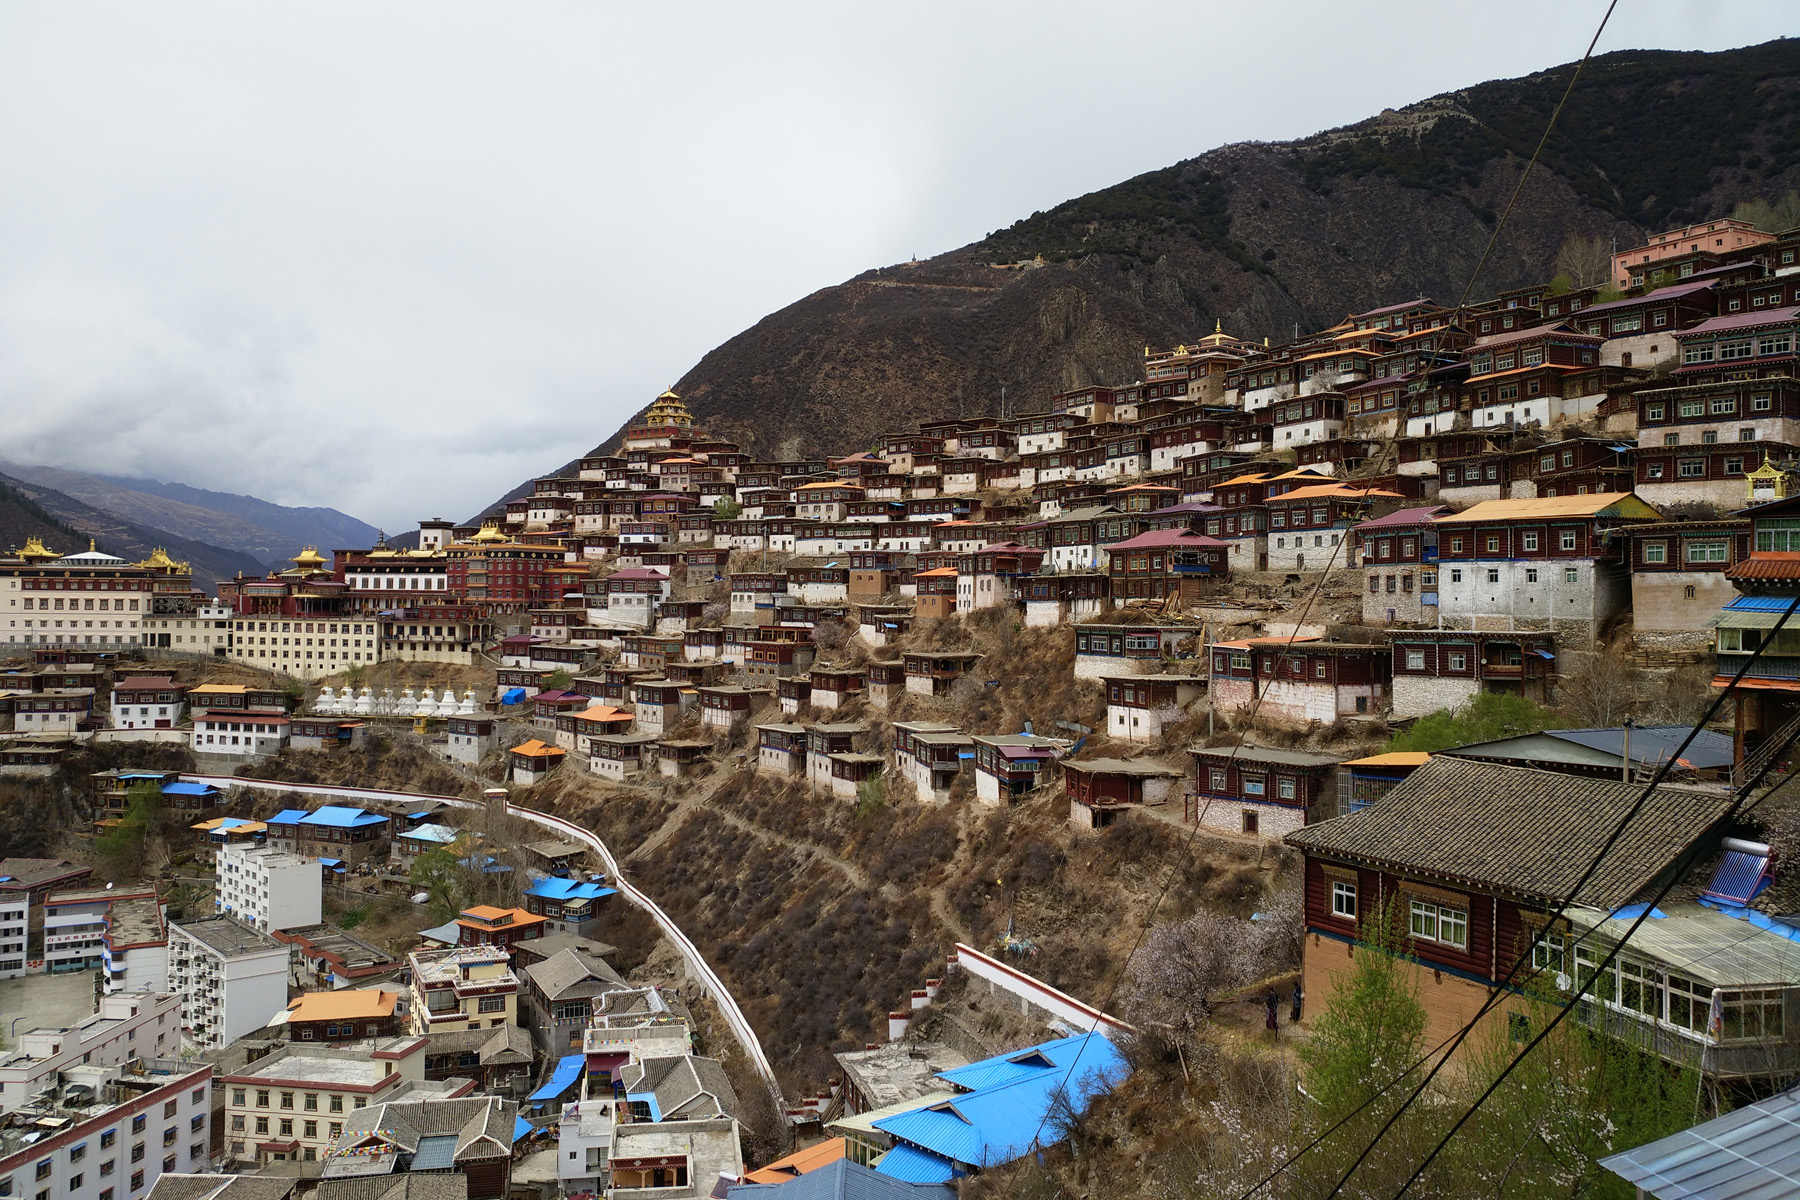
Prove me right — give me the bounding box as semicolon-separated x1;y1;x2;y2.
1676;305;1800;337
1103;529;1227;551
1284;757;1730;907
1726;552;1800;581
1354;505;1447;530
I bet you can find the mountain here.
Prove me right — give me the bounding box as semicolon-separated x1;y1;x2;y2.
483;38;1800;490
0;462;381;566
0;471;269;589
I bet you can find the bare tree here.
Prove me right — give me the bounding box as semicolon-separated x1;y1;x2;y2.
1250;881;1305;973
1557;651;1641;728
1552;233;1611;289
1122;910;1256;1049
811;618;852;653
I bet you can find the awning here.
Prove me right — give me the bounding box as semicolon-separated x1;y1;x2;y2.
1533;649;1556;659
527;1054;585;1101
1709;609;1791;629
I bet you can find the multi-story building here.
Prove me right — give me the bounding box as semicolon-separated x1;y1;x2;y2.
1610;217;1776;289
218;1037;428;1166
0;858;91;967
261;806;391;865
216;550;367;680
167;918;289;1050
0;1058;213;1200
137;601;233;655
323;1095;518;1199
1433;493;1661;639
1354;506;1445;626
407;946;519;1036
0;889;23;980
214;846;322;934
0;992;184;1115
108;677;188;730
0;537;193;650
444;526;568;614
42;887;169;994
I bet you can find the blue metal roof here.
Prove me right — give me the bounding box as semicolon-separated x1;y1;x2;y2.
501;687;527;705
871;1145;959;1186
268;808;309;824
527;1054;585;1101
213;817;259;831
524;877;616;902
411;1134;458;1171
876;1034;1128;1168
161;782;216;797
1600;1086;1800;1198
511;1116;532;1144
1722;595;1799;611
299;805;386;829
934;1032;1101;1093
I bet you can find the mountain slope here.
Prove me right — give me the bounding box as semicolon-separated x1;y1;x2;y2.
0;462;380;565
546;40;1800;467
0;472;268;589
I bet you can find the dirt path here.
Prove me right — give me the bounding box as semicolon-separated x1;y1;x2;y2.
621;767;874;892
925;803;978;946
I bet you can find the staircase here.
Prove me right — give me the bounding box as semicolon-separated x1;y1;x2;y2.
1732;706;1800;788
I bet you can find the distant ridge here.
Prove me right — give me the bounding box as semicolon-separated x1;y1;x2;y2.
0;461;381;566
480;38;1800;499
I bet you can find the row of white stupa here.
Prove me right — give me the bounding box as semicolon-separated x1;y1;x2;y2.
311;686;480;717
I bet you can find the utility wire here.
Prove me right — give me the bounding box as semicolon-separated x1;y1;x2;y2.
1235;591;1798;1199
1392;613;1800;1196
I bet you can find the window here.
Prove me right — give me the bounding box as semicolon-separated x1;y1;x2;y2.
304;1094;317;1111
1678;459;1705;478
1448;652;1467;670
477;995;507;1014
1409;898;1468;948
1530;929;1565;973
1646;461;1665;479
1331;881;1357;918
1719;989;1786;1040
329;1095;344;1114
1277;777;1297;801
1559;531;1577;551
256;1091;269;1108
130;1175;142;1194
303;1121;317;1139
1242;775;1266;796
278;1119;293;1137
1405;651;1425;670
100;1134;114;1150
1686;541;1728;564
1752;393;1772;412
1645;403;1664;421
1450;568;1463;583
1486;568;1499;584
1449;536;1463;553
254;1118;268;1136
131;1117;145;1134
1485;536;1500;553
1643;542;1666;564
1565;567;1579;583
1679;399;1704;417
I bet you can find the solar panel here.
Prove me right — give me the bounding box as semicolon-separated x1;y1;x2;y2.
410;1134;459;1171
1702;840;1772;905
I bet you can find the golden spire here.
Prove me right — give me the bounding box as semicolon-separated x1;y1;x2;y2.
1215;319;1222;334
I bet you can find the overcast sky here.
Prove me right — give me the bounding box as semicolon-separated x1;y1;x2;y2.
0;3;1791;530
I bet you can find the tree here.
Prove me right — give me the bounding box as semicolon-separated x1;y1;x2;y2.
1553;233;1611;289
1732;191;1800;234
95;781;162;882
1386;692;1564;754
1557;652;1642;729
1293;901;1431;1198
1122;910;1256;1053
544;668;574;691
713;498;742;521
409;847;470;924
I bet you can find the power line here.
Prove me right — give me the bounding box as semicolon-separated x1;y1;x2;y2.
1391;643;1800;1196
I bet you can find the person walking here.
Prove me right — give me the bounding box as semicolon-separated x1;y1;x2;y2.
1264;988;1279;1032
1290;982;1304;1024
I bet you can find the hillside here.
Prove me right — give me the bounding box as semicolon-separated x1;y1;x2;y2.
486;39;1796;479
0;461;381;566
0;471;268;588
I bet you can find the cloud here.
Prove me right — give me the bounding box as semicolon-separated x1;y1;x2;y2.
0;2;1790;528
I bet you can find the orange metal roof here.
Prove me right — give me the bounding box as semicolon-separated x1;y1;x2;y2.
285;989;397;1022
1270;484;1403;502
1433;493;1659;522
913;567;959;577
511;739;565;758
1340;751;1432;768
1214;473;1271;487
743;1138;847;1184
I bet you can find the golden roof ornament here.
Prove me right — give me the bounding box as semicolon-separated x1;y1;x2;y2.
19;536;56;560
1747;453;1789;502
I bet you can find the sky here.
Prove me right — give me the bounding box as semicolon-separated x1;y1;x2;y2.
0;3;1793;531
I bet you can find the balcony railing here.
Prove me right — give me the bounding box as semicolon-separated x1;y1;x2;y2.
1716;652;1800;681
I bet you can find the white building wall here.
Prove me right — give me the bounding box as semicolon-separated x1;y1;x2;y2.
1265;530;1346;572
167;924;289;1049
0;1064;212;1200
1437;558;1626;636
0;897;24;979
215;846;322;934
1195;799;1305;840
1390;676;1482;720
0;992;183;1115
